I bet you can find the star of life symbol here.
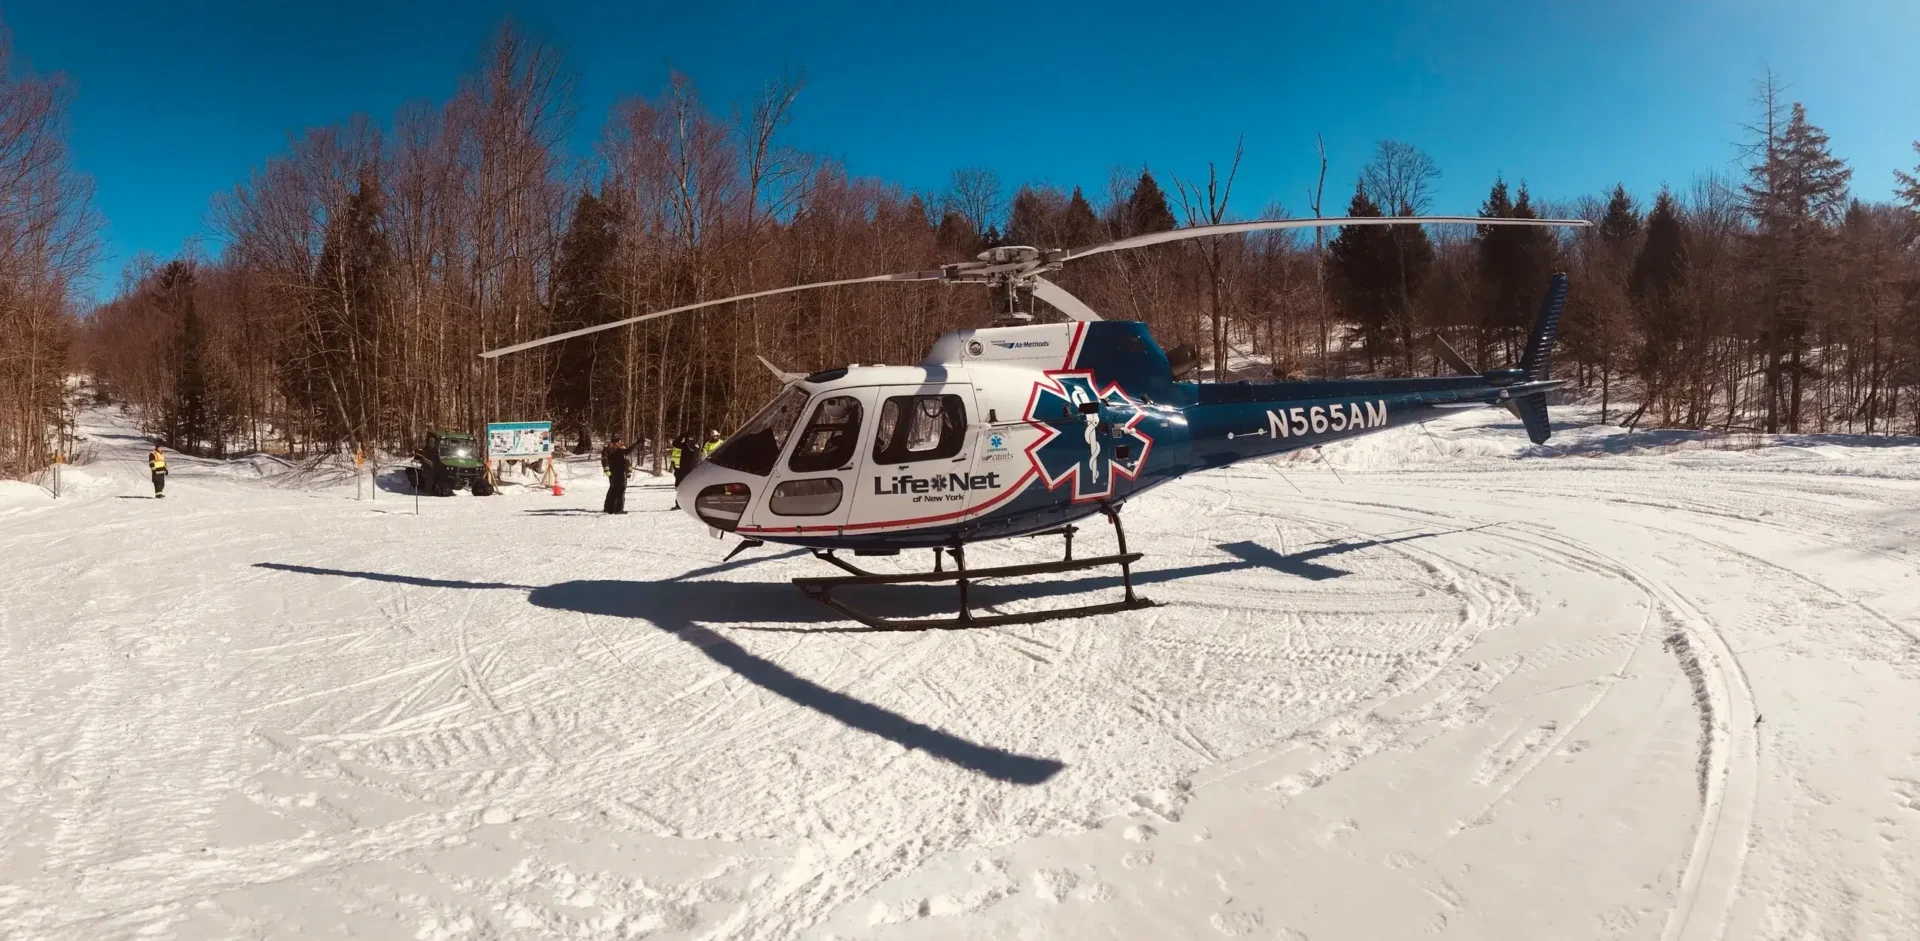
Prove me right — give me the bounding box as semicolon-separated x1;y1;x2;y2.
987;432;1006;450
1022;372;1153;503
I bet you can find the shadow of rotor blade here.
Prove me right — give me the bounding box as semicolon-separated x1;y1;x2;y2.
682;620;1062;785
530;580;1064;785
253;561;532;591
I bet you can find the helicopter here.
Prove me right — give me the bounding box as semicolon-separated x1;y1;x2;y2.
483;214;1590;629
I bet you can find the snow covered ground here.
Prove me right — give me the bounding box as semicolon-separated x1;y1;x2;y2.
3;405;1919;940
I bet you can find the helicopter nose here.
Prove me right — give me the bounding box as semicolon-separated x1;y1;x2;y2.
677;461;755;531
676;462;714;522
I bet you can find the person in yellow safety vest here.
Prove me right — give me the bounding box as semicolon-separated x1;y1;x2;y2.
703;429;723;456
148;447;168;499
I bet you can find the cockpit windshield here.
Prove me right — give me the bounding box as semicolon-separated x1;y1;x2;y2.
438;439;476;460
706;386;809;476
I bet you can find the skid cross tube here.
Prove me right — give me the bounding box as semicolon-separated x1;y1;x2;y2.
1025;524;1079;561
792;508;1156;630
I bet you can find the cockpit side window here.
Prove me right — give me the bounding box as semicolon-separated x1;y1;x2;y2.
788;395;863;473
706;386;809;476
872;394;966;464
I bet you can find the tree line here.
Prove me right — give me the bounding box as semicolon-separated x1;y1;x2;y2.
9;24;1920;483
0;28;98;479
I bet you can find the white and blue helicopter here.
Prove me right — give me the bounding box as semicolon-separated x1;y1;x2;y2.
485;214;1589;628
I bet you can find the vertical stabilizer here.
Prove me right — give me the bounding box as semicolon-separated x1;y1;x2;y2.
1520;272;1570;381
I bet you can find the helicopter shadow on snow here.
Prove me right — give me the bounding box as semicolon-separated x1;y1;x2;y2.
251;551;1066;786
250;525;1473;787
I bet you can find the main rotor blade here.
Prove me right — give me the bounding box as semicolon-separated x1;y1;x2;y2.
1063;215;1592;261
1028;276;1102;322
755;354;806;385
1431;334;1476;376
479;267;965;359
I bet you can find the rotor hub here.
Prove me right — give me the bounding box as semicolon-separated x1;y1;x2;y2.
975;245;1041;265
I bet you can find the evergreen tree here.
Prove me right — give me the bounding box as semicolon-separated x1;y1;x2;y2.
1125;170;1176;235
153;261;208;451
1473;176;1515;363
1742;100;1852;431
1631;188;1687;410
1574;183;1640;420
1384;199;1435;371
1598;183;1640;248
934;209;979;256
905;193;933;228
1894;142;1920;220
1006;186;1059;246
549;190;621;449
1633;189;1686;303
1510;183;1557;281
1475;177;1556;364
1061;186;1101;246
1327;183;1394;368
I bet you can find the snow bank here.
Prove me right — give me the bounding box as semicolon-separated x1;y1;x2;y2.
0;477;52;512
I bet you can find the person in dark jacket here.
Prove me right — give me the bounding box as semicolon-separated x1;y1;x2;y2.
669;432;701;510
601;436;637;514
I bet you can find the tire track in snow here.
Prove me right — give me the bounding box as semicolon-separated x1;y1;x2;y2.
1372;466;1920;940
1316;489;1758;941
1157;484;1525;819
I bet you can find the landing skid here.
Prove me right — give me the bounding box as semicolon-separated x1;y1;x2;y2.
793;505;1157;630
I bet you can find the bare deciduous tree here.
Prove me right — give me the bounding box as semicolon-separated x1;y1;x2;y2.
1360;140;1440;216
947;167;1003;239
0;25;99;478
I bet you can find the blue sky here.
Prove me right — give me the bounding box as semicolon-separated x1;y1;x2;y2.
9;0;1918;303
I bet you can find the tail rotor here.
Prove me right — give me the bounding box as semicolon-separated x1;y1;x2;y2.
1429;272;1569;446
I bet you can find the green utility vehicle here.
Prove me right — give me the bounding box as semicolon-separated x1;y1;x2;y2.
406;430;495;496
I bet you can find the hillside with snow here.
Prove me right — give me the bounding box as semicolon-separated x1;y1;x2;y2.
3;405;1918;940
